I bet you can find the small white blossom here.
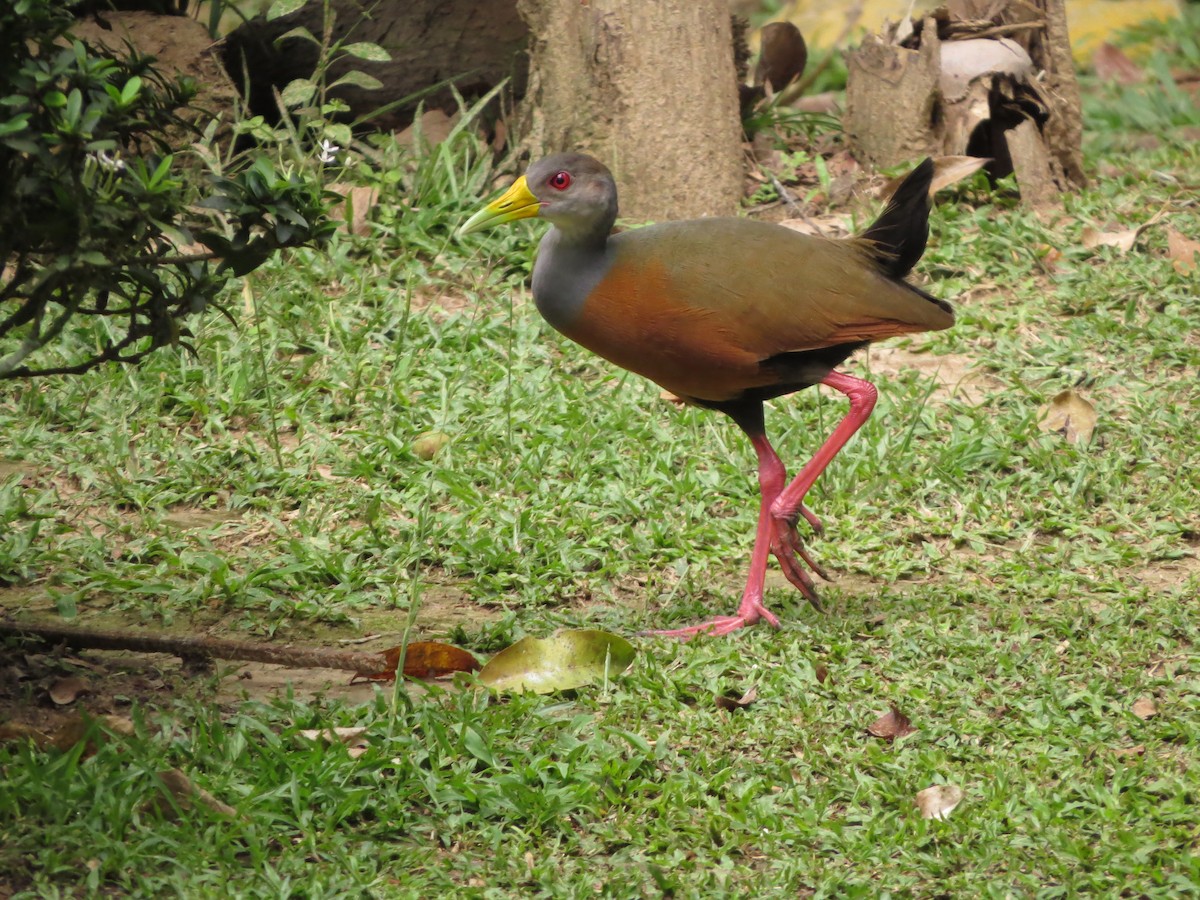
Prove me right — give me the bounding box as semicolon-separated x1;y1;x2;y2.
90;149;126;172
317;140;340;164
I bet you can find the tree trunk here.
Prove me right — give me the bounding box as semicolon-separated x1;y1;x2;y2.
221;0;528;130
515;0;743;222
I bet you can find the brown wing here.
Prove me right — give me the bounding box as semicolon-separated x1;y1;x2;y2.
562;218;951;402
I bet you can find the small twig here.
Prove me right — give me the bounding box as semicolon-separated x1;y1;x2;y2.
1;619;391;674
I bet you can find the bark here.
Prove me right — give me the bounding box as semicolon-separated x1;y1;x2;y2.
221;0;529;129
516;0;744;221
844;0;1085;206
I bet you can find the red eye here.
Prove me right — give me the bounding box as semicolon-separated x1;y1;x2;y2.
548;171;572;190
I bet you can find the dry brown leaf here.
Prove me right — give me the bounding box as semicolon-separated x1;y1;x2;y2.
1113;744;1146;759
352;641;482;684
867;706;917;741
156;768;241;819
882;156;989;200
0;721;53;749
1167;227;1200;274
915;783;964;820
1132;697;1158;719
814;663;830;685
1037;390;1098;446
297;727;369;745
1092;42;1143;85
394;108;457;149
51;714;135;753
715;686;758;711
1081;209;1165;253
48;675;88;706
412;431;450;460
328;183;379;237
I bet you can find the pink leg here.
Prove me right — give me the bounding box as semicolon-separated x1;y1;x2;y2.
771;370;878;543
648;431;788;639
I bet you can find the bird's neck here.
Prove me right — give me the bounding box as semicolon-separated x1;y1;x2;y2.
532;226;612;333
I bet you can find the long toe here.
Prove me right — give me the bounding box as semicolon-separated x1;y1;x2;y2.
645;615;757;640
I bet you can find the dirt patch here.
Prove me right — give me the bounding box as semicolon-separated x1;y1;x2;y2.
864;346;1003;406
1133;554;1200;592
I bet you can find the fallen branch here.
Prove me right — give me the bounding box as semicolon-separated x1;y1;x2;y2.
1;619;390;674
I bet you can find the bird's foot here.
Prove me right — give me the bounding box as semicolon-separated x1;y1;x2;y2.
798;503;824;536
644;596;780;640
770;516;829;612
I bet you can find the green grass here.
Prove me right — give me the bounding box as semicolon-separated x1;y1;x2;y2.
3;18;1200;898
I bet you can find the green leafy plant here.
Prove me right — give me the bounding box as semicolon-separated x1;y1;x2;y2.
0;0;333;378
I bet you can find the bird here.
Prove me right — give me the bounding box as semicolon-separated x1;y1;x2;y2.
458;153;953;638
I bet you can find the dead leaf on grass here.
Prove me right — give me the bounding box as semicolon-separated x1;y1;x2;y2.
297;727;369;745
915;783;964;820
328;183;380;236
477;629;635;694
0;721;53;749
881;156;989;200
815;663;830;684
51;713;135;754
1092;42;1143;84
412;431;451;460
1037;389;1097;446
1132;696;1158;719
1167;227;1200;274
715;686;758;711
156;768;242;819
48;675;89;706
867;706;917;741
352;641;481;684
1113;744;1146;759
1081;209;1165;253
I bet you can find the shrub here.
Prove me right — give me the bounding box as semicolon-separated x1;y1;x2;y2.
0;0;334;378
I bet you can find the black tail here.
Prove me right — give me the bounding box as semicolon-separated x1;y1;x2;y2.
859;158;934;279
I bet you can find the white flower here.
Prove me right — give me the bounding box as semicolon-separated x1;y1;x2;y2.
317;140;340;164
90;149;126;172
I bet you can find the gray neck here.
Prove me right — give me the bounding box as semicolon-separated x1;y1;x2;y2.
531;227;613;332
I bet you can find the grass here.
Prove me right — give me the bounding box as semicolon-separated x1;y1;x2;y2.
3;15;1200;898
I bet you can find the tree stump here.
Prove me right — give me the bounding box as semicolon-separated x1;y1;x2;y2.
844;0;1085;206
515;0;744;222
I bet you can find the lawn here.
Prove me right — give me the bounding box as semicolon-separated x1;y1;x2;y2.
2;15;1199;899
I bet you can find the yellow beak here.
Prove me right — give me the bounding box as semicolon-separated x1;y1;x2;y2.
457;176;542;237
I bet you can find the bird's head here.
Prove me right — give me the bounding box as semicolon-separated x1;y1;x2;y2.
458;153;618;244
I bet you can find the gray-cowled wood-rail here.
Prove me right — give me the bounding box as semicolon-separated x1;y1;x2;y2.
459;154;953;638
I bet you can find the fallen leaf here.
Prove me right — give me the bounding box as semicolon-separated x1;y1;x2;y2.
915;783;964;820
51;714;135;753
1037;390;1098;445
814;663;830;684
1081;225;1140;252
48;676;88;706
297;727;369;744
0;722;53;749
715;686;758;711
328;183;379;236
1092;42;1143;84
352;641;481;683
156;769;241;819
412;431;450;460
1132;697;1158;719
867;706;917;741
477;629;636;694
1081;209;1165;253
881;156;989;200
394;108;457;149
1167;227;1200;274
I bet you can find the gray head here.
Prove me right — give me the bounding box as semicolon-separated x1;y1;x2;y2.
522;153;619;243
